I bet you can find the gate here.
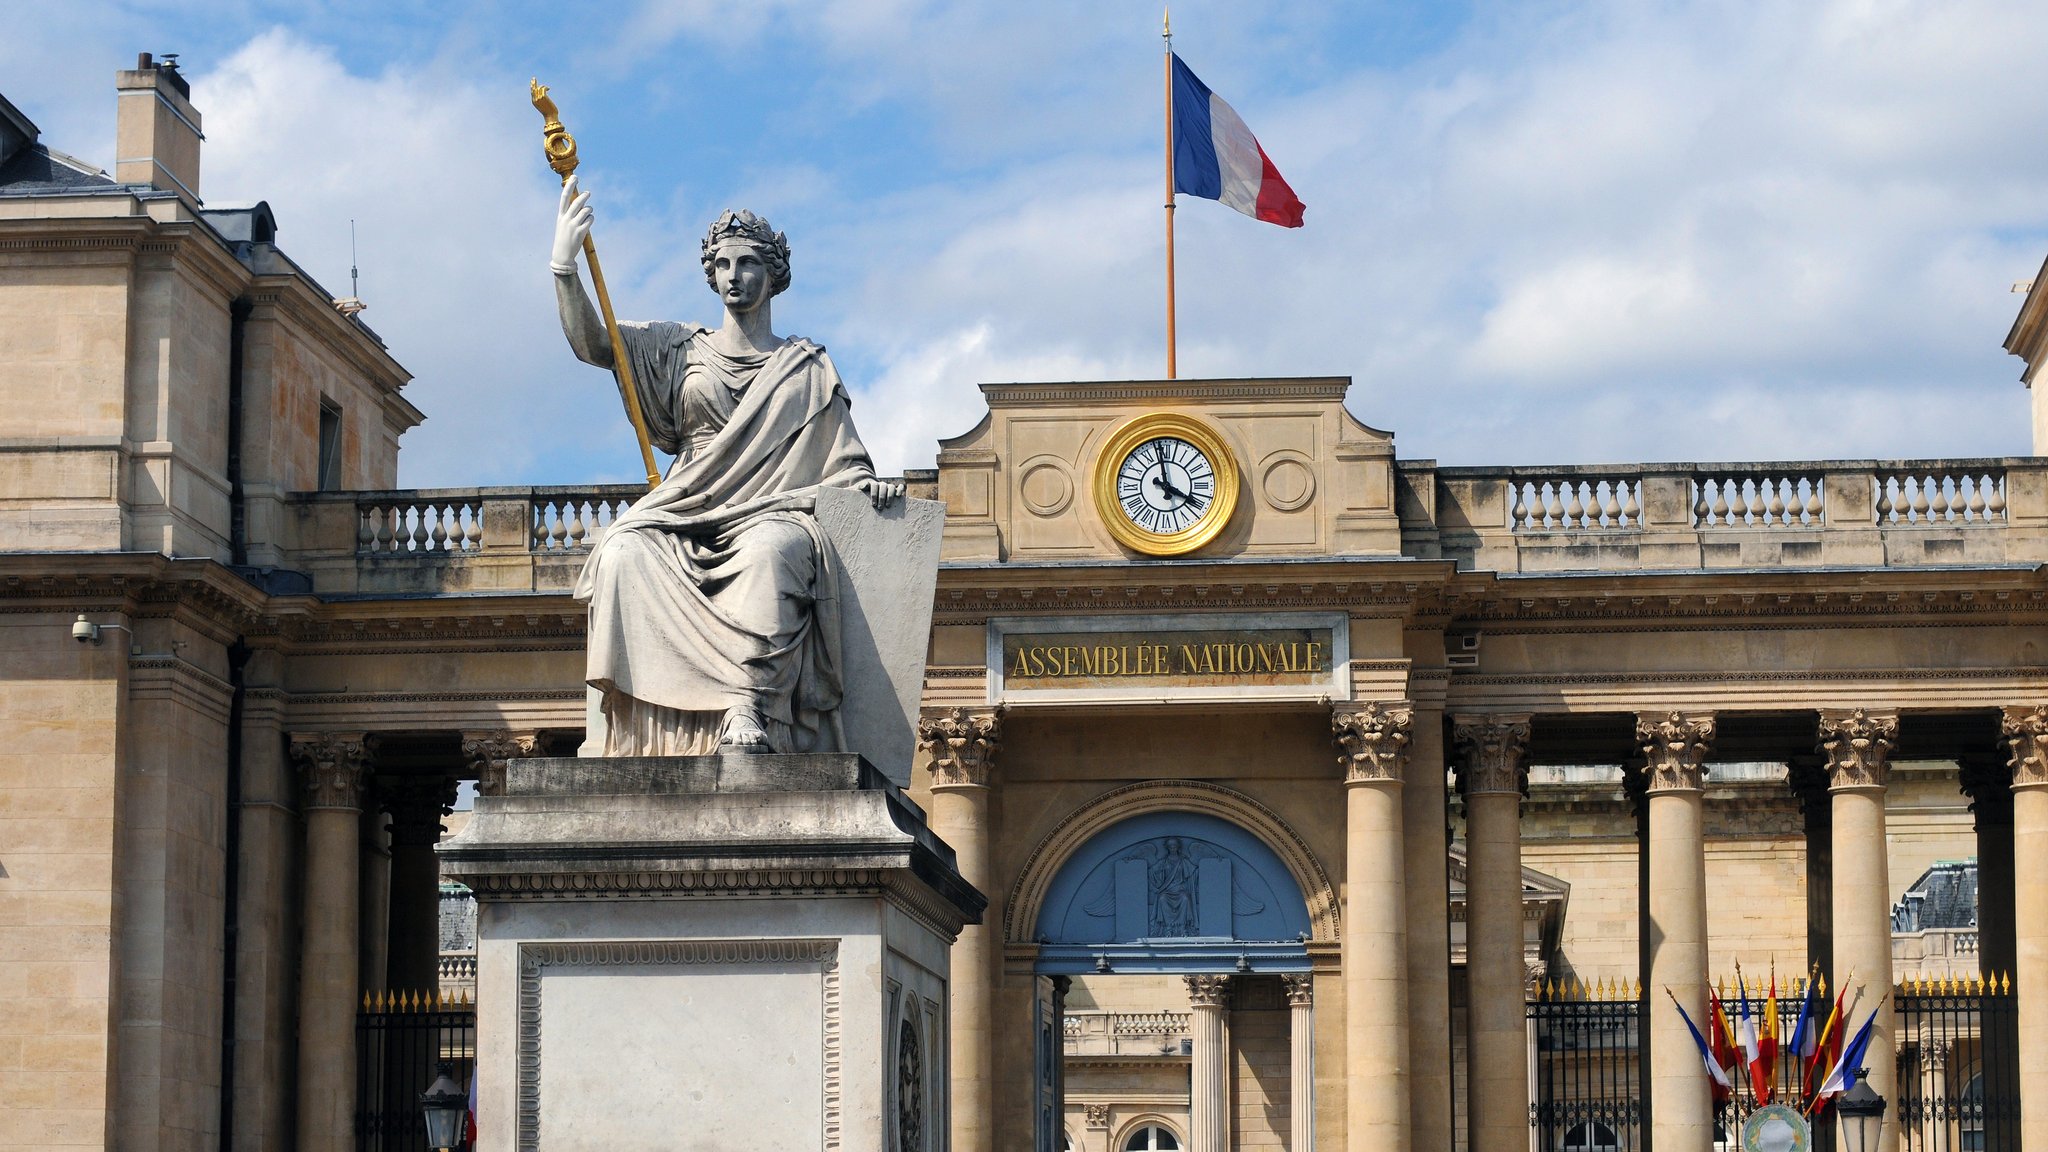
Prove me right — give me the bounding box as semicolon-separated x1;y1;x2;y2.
355;989;476;1152
1529;979;1642;1151
1895;973;2018;1152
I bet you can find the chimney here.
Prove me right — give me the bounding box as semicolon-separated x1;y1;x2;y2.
115;52;202;207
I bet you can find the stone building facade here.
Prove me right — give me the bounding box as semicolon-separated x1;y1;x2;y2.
2;56;2045;1152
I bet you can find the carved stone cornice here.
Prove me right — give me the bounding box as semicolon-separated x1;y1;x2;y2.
1184;974;1232;1008
462;729;541;798
1332;701;1412;784
290;732;371;811
378;774;459;848
2001;705;2048;789
916;706;1004;789
1635;711;1716;793
1818;708;1899;792
1451;713;1532;797
1282;973;1313;1007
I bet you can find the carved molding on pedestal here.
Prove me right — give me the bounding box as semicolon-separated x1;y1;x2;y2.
1451;713;1532;796
1332;701;1412;784
462;729;542;798
1635;711;1716;793
1083;1105;1111;1130
290;732;371;812
915;706;1004;788
1281;973;1313;1007
2001;705;2048;789
1819;708;1899;792
1184;973;1232;1008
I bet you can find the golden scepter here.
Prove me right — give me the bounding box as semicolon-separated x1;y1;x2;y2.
531;79;661;487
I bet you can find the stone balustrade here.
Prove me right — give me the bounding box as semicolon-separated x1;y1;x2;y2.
1408;457;2048;573
1062;1010;1193;1057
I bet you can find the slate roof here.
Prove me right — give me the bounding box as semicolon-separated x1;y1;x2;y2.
0;141;119;195
1892;859;1977;932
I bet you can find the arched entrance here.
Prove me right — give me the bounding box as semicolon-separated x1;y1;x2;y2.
1012;786;1329;1152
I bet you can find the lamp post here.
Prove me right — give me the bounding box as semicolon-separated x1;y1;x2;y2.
420;1064;467;1152
1835;1072;1886;1152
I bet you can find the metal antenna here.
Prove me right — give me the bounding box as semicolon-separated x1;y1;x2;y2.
350;220;360;300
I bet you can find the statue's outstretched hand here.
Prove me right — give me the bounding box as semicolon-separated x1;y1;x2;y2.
854;477;904;510
551;175;593;275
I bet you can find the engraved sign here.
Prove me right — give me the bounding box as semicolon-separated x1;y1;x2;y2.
1001;627;1333;689
989;614;1350;704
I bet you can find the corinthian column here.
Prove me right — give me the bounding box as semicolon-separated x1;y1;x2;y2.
1636;710;1714;1152
291;732;369;1152
380;774;457;994
1450;714;1531;1152
917;706;1003;1152
2002;705;2048;1150
1333;701;1412;1152
1186;974;1233;1152
1820;708;1899;1151
1283;974;1315;1152
461;728;540;798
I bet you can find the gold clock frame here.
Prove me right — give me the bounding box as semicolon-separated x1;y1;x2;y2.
1092;412;1241;557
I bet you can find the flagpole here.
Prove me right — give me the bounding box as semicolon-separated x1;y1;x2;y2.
1163;8;1177;380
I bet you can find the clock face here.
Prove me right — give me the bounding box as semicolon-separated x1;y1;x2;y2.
1092;413;1240;556
1115;436;1216;536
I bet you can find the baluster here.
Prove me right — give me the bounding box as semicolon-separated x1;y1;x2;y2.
1544;482;1565;529
549;499;569;549
1511;485;1530;529
1600;482;1621;527
567;500;588;548
1988;475;2007;519
1804;478;1823;524
1767;479;1786;525
1692;482;1710;526
1932;472;1956;521
1710;480;1730;526
459;501;478;549
373;504;396;552
1875;477;1895;524
1909;475;1931;523
1566;483;1585;528
1621;483;1640;527
357;506;376;552
408;504;429;551
430;503;450;551
1966;475;1986;523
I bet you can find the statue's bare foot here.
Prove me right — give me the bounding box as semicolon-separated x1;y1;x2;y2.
717;709;770;753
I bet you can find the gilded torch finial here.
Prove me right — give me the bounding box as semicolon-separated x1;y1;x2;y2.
530;78;579;179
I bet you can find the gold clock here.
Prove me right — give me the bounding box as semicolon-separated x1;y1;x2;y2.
1093;413;1240;556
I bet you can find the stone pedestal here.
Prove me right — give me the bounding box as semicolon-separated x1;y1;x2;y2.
440;754;985;1152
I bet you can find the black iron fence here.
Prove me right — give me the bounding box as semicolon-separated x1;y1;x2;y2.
1895;973;2018;1152
356;989;476;1152
1526;974;2019;1152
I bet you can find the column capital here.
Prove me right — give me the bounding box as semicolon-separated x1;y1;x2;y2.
1281;972;1313;1007
2001;705;2048;789
378;774;459;848
1332;700;1412;784
461;728;541;798
1635;710;1716;793
1184;973;1232;1008
916;706;1004;789
1451;713;1532;796
290;732;371;811
1818;708;1899;792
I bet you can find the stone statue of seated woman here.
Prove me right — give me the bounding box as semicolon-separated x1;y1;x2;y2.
551;177;901;754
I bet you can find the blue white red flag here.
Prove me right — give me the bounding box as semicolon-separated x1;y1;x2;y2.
1669;993;1735;1096
1787;975;1819;1060
1171;54;1305;228
1816;1003;1881;1100
466;1068;478;1145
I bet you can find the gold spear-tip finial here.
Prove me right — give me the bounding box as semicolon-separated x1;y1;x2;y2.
1163;7;1171;39
530;78;579;179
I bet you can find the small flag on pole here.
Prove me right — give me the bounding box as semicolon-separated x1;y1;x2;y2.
1170;54;1305;228
1815;998;1885;1100
1667;989;1735;1098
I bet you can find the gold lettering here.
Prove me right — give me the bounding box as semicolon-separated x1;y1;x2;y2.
1133;645;1150;675
1180;644;1199;674
1012;647;1030;678
1306;642;1324;672
1256;644;1277;672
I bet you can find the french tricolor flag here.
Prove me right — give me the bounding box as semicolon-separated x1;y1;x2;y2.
1171;54;1305;228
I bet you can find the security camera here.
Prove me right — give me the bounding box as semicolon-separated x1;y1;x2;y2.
72;615;100;645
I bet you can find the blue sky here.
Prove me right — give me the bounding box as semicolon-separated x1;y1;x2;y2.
9;1;2048;486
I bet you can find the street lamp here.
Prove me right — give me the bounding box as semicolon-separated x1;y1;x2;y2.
1835;1072;1886;1152
420;1064;467;1152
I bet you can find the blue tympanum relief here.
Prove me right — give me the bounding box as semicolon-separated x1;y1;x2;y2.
1036;811;1310;947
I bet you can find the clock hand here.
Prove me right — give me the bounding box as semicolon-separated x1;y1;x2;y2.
1151;474;1190;503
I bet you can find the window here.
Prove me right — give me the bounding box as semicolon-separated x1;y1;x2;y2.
1561;1121;1618;1151
1123;1125;1177;1152
1961;1071;1985;1151
317;400;343;491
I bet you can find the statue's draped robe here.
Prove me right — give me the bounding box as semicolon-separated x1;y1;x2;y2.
574;321;878;754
